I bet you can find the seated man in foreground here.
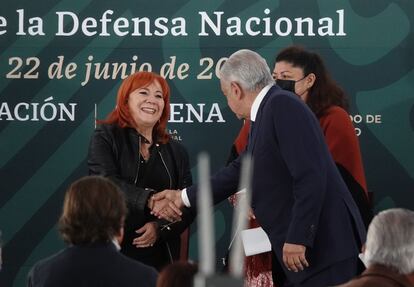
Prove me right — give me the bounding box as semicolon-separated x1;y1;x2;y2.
337;208;414;287
27;176;157;287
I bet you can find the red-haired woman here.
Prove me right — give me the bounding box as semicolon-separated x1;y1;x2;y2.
88;71;193;271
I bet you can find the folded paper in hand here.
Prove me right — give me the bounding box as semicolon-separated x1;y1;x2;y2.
241;227;272;256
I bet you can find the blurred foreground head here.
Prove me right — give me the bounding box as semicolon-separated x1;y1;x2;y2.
365;208;414;274
58;176;126;245
157;262;198;287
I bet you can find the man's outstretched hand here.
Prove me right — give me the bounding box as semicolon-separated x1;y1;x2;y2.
149;189;184;222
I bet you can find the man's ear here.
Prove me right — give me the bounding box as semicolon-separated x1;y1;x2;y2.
230;81;243;99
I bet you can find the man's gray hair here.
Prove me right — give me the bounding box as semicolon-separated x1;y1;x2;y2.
219;49;274;92
365;208;414;274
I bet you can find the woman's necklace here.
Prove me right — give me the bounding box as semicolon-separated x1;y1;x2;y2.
140;145;150;161
140;137;152;161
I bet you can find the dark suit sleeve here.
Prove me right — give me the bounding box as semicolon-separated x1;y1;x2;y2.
186;151;243;210
145;265;158;287
178;142;193;189
87;127;153;216
272;95;327;247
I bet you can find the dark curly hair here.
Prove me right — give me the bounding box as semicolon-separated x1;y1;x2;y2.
58;176;127;245
157;262;198;287
275;46;348;117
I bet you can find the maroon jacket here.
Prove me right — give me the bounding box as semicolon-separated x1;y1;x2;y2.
336;264;414;287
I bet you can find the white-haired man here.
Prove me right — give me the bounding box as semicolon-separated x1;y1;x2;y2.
152;49;366;286
337;208;414;287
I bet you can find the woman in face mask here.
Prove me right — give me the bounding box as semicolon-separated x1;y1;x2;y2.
273;46;373;230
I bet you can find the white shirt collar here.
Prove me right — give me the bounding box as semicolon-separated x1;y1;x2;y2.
112;238;121;251
250;84;273;122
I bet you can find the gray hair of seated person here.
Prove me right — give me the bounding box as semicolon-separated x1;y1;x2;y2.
364;208;414;274
219;49;274;93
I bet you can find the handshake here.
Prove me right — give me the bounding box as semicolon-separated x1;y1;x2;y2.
147;189;184;222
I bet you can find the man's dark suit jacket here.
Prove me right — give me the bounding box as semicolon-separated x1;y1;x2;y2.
27;242;157;287
187;86;366;284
